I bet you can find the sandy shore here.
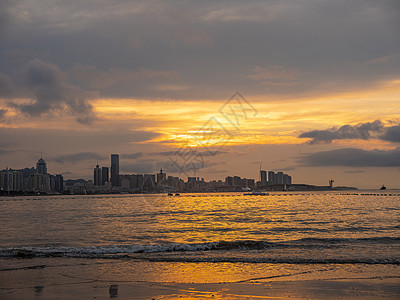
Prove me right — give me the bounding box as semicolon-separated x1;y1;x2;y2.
1;258;399;299
2;278;400;299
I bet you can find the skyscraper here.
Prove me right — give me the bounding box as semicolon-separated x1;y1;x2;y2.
268;171;275;185
36;158;47;174
94;164;102;186
101;167;109;185
110;154;119;187
157;169;166;186
260;170;267;183
55;174;64;192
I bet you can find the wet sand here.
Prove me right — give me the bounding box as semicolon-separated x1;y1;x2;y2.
1;258;399;299
2;278;400;299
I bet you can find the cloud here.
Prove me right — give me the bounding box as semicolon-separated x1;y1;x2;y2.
299;120;385;144
344;170;365;174
154;150;228;157
0;73;14;97
1;0;398;101
121;152;143;159
247;65;300;86
120;162;154;174
299;147;400;167
53;152;104;164
5;59;97;124
380;125;400;143
0;108;7;120
0;149;10;155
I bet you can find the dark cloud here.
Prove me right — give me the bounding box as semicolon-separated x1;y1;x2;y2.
120;162;155;174
5;59;96;124
53;152;104;164
120;159;220;175
0;149;10;155
0;1;398;100
344;170;365;174
0;73;14;97
121;152;143;159
299;147;400;167
0;108;7;120
380;125;400;143
299;120;385;144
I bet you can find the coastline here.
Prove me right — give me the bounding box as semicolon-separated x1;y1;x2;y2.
2;277;400;299
1;258;399;299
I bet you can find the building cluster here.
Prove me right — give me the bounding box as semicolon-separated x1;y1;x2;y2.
0;157;64;194
1;153;295;195
259;170;292;186
89;155;292;193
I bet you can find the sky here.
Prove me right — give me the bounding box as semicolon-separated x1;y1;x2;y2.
1;0;400;188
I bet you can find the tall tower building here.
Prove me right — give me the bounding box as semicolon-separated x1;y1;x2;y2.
268;171;275;185
55;174;64;192
260;170;267;183
110;154;119;187
157;169;166;186
94;164;102;186
101;167;109;185
36;158;47;174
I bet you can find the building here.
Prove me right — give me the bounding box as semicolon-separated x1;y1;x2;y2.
54;174;64;192
260;170;267;183
36;158;47;174
267;171;292;185
1;169;13;191
268;171;275;184
12;170;23;191
143;174;156;191
93;164;102;186
225;176;233;187
101;167;109;185
29;173;50;192
157;169;166;187
110;154;119;187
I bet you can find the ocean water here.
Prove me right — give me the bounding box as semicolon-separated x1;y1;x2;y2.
1;192;399;285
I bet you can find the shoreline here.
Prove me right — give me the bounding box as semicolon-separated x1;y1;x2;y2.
2;278;400;299
1;258;399;299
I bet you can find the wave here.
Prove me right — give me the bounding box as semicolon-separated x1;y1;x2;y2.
1;237;399;262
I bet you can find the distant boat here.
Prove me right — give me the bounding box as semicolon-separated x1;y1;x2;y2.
244;191;269;196
175;193;180;196
168;193;173;196
380;185;386;190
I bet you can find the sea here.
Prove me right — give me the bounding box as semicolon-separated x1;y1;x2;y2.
1;191;399;288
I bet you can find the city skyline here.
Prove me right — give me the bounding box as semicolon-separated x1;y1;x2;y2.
1;153;298;193
0;154;292;189
1;1;400;189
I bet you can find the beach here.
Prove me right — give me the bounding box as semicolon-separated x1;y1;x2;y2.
1;258;400;299
1;193;399;299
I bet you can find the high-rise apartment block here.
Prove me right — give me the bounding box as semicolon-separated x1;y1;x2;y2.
110;154;119;187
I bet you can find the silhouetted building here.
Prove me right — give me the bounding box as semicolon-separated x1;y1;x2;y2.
157;169;166;186
267;171;291;185
111;154;119;187
260;170;267;183
12;170;23;191
101;167;109;185
55;174;64;192
94;164;102;186
143;174;156;191
1;169;13;191
268;171;275;184
225;176;233;187
29;173;50;192
36;158;47;174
